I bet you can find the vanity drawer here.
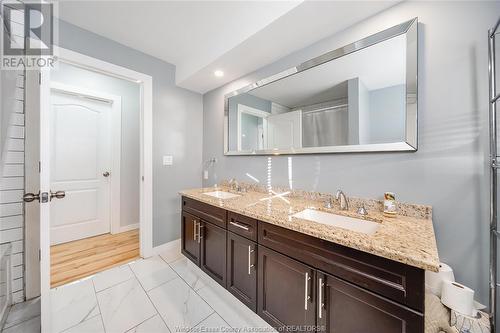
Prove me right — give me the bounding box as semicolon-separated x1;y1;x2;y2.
228;212;257;241
258;222;424;312
182;197;227;229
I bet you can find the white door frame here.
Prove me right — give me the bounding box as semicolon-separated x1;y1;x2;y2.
50;81;122;241
236;104;269;151
35;47;153;333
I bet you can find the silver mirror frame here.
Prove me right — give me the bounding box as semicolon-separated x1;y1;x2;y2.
224;18;418;156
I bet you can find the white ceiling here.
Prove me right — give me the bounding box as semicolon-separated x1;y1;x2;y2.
56;1;399;94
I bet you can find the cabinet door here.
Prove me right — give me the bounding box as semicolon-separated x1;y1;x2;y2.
227;231;257;311
258;245;316;331
317;272;424;333
181;211;200;265
201;220;227;287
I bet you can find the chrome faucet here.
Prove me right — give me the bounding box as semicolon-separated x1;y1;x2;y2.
228;178;241;192
335;189;349;211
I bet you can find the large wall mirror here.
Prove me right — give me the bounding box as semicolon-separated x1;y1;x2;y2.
224;18;418;155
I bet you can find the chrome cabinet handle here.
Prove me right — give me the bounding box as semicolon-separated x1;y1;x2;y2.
193;220;197;241
230;221;249;231
198;222;203;244
304;272;311;310
248;245;255;275
318;277;324;319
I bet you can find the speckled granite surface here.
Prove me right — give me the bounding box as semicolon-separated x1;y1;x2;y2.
180;185;440;272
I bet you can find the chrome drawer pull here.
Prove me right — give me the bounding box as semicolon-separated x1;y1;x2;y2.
193;220;197;241
318;277;324;319
197;223;203;244
248;245;255;275
304;272;311;310
230;221;250;231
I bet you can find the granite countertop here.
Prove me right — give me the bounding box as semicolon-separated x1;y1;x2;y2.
179;186;440;272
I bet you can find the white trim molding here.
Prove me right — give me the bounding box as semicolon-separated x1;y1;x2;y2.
151;238;181;256
118;223;139;233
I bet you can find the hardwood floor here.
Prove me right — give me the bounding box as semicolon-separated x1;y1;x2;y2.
50;229;140;288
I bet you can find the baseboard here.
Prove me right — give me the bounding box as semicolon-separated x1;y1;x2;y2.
117;223;139;233
151;238;181;256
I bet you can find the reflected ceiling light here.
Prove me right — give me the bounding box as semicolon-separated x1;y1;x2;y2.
260;190;291;204
246;173;260;183
214;70;224;77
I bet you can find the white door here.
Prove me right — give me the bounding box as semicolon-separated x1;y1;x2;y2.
267;110;302;149
49;88;112;245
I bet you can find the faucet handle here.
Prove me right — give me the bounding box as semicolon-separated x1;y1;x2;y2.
324;197;333;209
357;205;368;216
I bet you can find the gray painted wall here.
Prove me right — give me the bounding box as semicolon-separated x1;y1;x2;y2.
369;84;406;143
202;0;499;305
51;62;141;228
57;20;203;247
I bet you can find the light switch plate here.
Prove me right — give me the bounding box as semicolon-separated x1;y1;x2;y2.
163;155;173;166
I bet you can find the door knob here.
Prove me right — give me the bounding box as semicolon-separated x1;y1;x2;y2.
50;190;66;201
23;192;40;202
103;171;110;177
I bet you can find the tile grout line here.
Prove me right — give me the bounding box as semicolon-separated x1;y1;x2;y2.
158;254;235;331
91;265;135;294
52;282;101;333
159;256;216;330
128;259;172;333
2;315;41;332
91;278;107;333
161;253;274;332
92;265;158;333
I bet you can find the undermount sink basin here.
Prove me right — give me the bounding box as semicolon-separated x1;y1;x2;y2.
292;209;380;235
202;190;241;199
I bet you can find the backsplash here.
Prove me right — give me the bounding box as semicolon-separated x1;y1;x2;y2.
217;179;432;220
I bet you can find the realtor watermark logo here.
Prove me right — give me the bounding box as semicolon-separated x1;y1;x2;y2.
1;1;58;70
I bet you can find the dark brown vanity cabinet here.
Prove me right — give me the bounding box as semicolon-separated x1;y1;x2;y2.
181;197;425;333
200;221;227;287
317;272;424;333
258;245;316;330
181;197;227;287
227;231;257;311
181;211;201;265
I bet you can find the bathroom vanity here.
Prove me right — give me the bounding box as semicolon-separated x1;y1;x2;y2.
179;186;439;333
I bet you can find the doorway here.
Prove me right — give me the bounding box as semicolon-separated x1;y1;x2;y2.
46;81;141;287
24;47;153;332
42;58;143;287
49;83;121;245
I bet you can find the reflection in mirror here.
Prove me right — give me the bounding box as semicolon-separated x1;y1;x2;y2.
225;18;417;155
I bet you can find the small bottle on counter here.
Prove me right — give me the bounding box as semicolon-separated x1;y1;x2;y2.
383;192;397;217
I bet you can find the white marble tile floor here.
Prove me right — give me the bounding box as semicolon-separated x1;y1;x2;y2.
4;245;276;333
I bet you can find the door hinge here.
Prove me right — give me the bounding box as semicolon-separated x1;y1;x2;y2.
38;161;41;173
38;249;41;261
38;72;41;85
142;176;144;181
